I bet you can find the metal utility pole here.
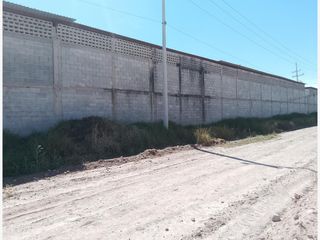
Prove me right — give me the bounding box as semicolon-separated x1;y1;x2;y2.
292;62;304;82
162;0;169;129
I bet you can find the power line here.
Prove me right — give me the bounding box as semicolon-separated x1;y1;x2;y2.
167;24;260;69
77;0;160;24
292;63;304;82
79;0;295;68
74;0;299;77
219;0;315;68
206;0;314;70
75;0;261;70
188;0;295;65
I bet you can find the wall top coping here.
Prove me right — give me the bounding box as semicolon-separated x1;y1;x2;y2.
305;87;317;91
3;1;305;86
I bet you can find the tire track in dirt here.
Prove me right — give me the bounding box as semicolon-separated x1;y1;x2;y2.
3;127;317;240
4;138;308;224
183;161;316;239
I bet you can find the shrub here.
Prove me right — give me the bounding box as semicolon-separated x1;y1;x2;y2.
3;112;317;177
209;126;236;140
194;128;213;146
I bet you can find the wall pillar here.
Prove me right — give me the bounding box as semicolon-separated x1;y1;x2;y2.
248;72;252;117
149;58;155;122
286;87;289;114
111;36;116;121
178;58;182;124
200;65;206;124
271;82;273;115
260;82;263;117
236;68;239;117
306;94;310;114
52;24;62;120
220;67;223;119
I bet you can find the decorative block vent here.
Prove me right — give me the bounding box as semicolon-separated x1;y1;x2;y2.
180;56;201;69
153;50;179;65
57;24;112;50
167;53;180;65
152;51;162;62
203;62;221;73
114;38;152;59
3;11;52;38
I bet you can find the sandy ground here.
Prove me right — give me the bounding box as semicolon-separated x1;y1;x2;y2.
3;127;317;240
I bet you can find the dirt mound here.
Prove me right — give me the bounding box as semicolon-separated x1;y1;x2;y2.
85;145;194;170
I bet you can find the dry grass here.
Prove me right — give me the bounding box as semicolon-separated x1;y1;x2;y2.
194;128;226;146
194;128;213;146
3;185;14;199
223;133;278;148
3;112;316;177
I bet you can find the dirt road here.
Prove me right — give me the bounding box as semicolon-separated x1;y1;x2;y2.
3;127;317;240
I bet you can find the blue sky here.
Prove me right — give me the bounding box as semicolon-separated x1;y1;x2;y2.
8;0;317;87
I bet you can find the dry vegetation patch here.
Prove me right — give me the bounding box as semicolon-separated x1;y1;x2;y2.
3;113;317;177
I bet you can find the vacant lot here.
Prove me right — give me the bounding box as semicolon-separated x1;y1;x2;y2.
3;127;317;240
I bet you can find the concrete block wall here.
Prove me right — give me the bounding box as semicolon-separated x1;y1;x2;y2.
114;55;151;91
3;86;58;134
2;7;317;136
61;44;113;89
3;33;53;87
154;64;179;94
305;88;318;113
3;31;58;135
180;97;203;125
114;92;151;122
61;88;112;120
